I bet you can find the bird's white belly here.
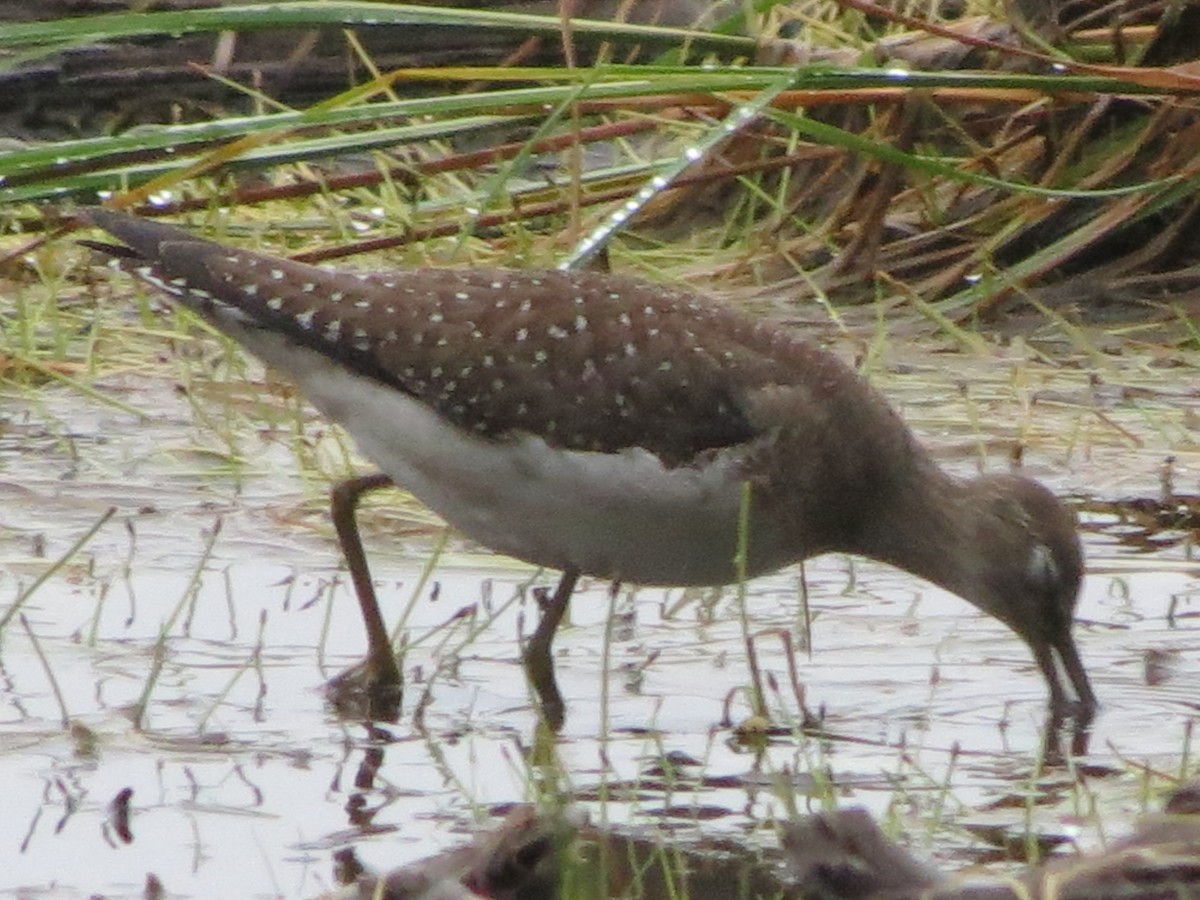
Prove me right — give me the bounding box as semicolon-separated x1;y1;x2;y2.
268;349;787;586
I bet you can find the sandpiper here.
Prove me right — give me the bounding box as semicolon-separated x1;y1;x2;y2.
81;208;1097;729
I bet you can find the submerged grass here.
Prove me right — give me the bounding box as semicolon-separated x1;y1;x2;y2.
18;613;70;729
0;505;116;636
132;517;224;730
1;2;1199;898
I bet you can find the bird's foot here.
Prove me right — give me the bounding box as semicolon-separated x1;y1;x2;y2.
325;655;404;722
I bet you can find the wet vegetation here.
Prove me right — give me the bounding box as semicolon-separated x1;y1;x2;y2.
1;1;1200;898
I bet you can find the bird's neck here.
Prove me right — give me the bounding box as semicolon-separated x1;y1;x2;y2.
853;458;985;603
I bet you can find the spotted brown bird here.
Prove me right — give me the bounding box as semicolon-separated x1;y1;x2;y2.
82;208;1097;729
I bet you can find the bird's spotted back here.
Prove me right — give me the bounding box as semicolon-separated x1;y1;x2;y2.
102;234;827;466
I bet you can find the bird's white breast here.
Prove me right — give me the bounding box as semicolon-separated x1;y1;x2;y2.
233;324;793;585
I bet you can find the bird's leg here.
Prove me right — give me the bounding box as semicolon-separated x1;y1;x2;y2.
1033;642;1094;763
523;569;580;731
1033;639;1097;725
326;472;403;719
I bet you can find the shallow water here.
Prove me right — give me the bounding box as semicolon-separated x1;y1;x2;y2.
1;341;1198;898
